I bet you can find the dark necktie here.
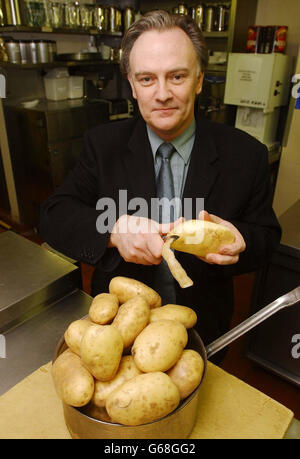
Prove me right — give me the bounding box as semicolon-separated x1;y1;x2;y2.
156;142;176;223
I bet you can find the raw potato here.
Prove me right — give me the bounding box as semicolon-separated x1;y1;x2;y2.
168;219;235;257
92;355;142;408
150;304;197;329
89;293;119;324
163;219;235;288
112;295;150;348
132;319;188;372
64;318;93;356
109;276;161;309
52;349;94;407
80;324;123;381
106;372;180;426
167;349;205;399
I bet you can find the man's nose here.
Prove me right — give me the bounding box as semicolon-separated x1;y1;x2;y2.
155;79;172;102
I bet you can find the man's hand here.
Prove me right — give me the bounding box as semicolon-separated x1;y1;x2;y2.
108;215;183;266
197;210;246;265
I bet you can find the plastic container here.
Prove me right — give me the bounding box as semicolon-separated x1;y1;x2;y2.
68;76;84;99
44;67;69;101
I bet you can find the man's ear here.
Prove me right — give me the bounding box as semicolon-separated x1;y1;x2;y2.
127;75;137;99
196;72;205;95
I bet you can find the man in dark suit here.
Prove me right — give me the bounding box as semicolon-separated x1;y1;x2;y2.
39;11;281;360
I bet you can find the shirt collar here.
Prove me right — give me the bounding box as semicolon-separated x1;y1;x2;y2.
147;118;196;165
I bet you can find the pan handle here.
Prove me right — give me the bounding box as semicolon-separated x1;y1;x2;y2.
206;286;300;359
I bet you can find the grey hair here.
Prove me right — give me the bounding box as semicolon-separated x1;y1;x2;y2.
120;10;209;77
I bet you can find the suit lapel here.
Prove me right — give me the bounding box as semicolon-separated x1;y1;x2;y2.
183;117;220;215
122;115;219;218
123;117;156;204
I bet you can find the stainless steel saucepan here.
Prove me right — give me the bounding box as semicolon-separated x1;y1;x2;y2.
53;286;300;439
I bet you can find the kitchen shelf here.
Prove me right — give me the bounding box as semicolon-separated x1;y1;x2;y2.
202;31;229;39
0;25;122;37
206;63;227;72
0;60;120;69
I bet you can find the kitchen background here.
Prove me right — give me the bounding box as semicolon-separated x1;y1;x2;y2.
0;0;299;423
0;0;299;229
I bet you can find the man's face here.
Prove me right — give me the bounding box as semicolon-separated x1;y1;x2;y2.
128;27;204;141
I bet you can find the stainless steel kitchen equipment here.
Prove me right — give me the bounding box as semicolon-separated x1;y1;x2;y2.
123;6;134;32
204;5;215;32
4;39;21;64
177;3;188;15
48;40;57;62
109;6;122;33
19;40;29;64
27;39;38;63
216;5;227;32
1;0;22;25
0;230;88;397
4;98;109;227
0;231;80;334
194;4;205;30
36;40;50;63
94;5;109;31
54;286;300;439
56;52;102;62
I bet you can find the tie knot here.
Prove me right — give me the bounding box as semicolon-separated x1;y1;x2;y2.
157;142;175;161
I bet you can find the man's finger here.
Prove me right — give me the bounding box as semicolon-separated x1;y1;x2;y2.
206;253;239;265
158;217;184;235
198;210;212;221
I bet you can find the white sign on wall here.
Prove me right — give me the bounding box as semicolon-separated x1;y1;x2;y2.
0;74;6;98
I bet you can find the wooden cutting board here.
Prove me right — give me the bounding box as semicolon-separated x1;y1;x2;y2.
0;361;293;439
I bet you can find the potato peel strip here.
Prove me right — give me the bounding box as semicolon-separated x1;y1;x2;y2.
162;237;194;288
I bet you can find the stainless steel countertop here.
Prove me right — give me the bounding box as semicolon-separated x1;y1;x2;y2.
0;288;92;396
0;231;79;333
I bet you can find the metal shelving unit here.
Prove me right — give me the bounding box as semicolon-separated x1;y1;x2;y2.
0;25;122;37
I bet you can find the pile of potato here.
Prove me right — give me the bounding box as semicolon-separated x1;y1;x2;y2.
52;276;204;426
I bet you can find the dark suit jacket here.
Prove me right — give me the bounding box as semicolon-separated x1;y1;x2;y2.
39;114;281;349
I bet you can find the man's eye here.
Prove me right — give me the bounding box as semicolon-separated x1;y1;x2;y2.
140;77;152;84
172;74;185;82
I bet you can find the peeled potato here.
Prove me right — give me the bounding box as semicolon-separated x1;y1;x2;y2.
167;349;205;399
149;304;197;329
163;219;235;288
109;276;161;309
168;219;235;257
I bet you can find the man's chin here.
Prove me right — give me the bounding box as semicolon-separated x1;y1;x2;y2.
148;117;180;137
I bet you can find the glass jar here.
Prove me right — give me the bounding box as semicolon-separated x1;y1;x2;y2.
24;1;46;27
64;1;80;28
79;4;93;28
51;2;64;28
